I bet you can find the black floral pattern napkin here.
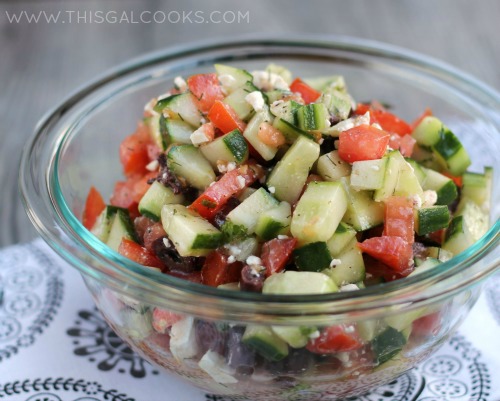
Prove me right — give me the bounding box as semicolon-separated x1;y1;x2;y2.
0;239;498;401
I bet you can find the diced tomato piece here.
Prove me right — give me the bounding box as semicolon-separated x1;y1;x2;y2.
82;186;106;230
290;78;321;104
306;324;363;354
132;172;157;204
389;134;416;157
187;73;225;113
257;122;286;147
147;143;161;161
119;124;151;177
355;104;412;136
261;238;298;277
208;100;246;134
201;251;243;287
383;196;415;244
338;125;390;163
441;171;463;187
358;236;413;273
411;311;442;337
363;255;409;282
118;238;164;269
110;179;137;209
410;107;433;131
427;228;445;245
143;222;167;252
189;166;257;220
152;308;183;333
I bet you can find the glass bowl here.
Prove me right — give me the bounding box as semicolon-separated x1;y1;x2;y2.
19;36;500;400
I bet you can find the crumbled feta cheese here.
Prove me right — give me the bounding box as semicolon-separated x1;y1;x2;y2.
268;186;276;194
146;159;159;171
344;325;355;333
252;70;290;91
190;126;211;146
410;194;423;209
225;244;242;256
217;163;228;173
218;74;236;88
329;259;342;268
308;330;321;339
277;235;289;240
422;190;438;207
372;122;382;130
245;91;265;112
246;255;262;266
227;162;237;172
330;111;370;134
336;352;350;363
170;317;199;361
227;255;236;264
200;116;207;124
370;165;380;171
325;119;331;128
318;138;325;145
340;283;359;292
237;176;246;189
174;76;187;92
163;238;171;248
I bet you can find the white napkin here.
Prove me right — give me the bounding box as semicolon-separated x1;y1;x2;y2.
0;239;498;401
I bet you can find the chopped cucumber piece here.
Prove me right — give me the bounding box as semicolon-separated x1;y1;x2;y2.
223;188;278;238
404;158;427;185
224;81;263;121
242;325;288;362
297;103;330;131
161;205;222;257
293;242;333;272
160;116;193;146
371;327;407;365
270;99;301;125
374;151;423;201
410;257;441;276
421;167;458;205
146;114;166;150
272;118;315;143
243;110;278;161
263;271;338;294
316;150;351;181
442;215;474;255
319;87;352;120
167;144;216;190
326;222;357;256
350;159;387;191
138;181;185;222
322;239;365;286
427;247;453;262
266;136;320;204
200;129;248;167
214;64;253;93
415;205;450;236
304;75;346;92
385;307;427;331
461;170;490;208
341;177;384;231
106;208;137;251
271;326;316;349
412;116;471;175
455;199;489;241
255;201;292;240
154;93;202;128
91;205;125;242
357;320;387;342
291;181;347;245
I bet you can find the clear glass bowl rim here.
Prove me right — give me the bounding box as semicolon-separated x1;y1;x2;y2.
19;35;500;321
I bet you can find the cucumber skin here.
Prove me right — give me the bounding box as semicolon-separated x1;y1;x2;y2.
416;205;450;236
371;327;407;365
223;129;249;163
293;242;332;272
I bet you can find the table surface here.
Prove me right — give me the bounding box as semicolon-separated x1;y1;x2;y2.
1;0;499;247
